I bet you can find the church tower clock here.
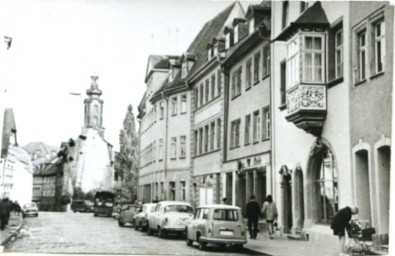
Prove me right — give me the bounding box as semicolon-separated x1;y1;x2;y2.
83;74;104;137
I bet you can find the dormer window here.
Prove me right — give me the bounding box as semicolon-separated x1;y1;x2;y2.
249;19;255;34
169;68;174;82
234;25;239;44
226;33;231;49
182;61;187;78
213;44;218;56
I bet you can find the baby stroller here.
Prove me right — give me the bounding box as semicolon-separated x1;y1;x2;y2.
345;219;376;255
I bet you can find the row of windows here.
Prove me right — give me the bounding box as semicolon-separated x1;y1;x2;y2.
194;118;222;156
231;46;271;99
140;135;187;167
148;180;186;201
194;69;222;109
230;107;270;148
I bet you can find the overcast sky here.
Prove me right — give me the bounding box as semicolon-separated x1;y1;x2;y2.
0;0;258;151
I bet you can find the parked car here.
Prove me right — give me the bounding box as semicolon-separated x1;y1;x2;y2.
22;202;39;217
71;200;93;212
118;204;141;227
133;203;157;231
186;204;247;250
147;201;193;238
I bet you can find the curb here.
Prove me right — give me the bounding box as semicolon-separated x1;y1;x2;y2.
0;214;24;250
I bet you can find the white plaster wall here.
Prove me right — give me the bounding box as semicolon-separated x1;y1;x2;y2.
9;148;33;205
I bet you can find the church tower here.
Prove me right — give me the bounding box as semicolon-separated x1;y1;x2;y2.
83;75;104;137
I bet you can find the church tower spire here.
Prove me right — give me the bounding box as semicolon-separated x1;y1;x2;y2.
83;74;104;137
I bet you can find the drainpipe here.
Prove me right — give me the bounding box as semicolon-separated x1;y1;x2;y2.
162;92;169;200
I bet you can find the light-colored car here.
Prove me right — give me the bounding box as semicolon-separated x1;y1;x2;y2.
22;202;39;217
186;204;247;250
118;204;141;227
147;201;193;238
133;203;157;231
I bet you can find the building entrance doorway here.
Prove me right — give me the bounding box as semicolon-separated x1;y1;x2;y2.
236;174;246;215
355;150;372;224
280;166;292;234
257;171;266;206
377;145;390;233
294;167;304;232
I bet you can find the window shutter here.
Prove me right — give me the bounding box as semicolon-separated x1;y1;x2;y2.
328;28;336;81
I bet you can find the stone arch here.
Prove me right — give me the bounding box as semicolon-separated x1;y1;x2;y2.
305;138;338;226
293;165;304;232
280;165;292;234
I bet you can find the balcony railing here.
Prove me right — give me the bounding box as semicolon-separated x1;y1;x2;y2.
285;84;327;136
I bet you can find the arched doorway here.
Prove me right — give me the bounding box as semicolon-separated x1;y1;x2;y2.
306;139;338;225
294;166;304;232
377;145;390;233
354;149;372;224
280;165;292;234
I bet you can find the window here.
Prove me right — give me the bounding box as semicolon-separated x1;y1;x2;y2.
180;181;186;200
246;58;252;89
180;94;187;114
231;67;242;98
194;130;198;156
217;119;221;149
213;209;238;221
303;36;324;83
204;125;209;153
245;114;251;145
374;20;385;73
316;148;338;224
249;19;254;34
210;74;216;99
357;31;367;82
300;1;307;13
282;0;289;29
160;101;164;119
208;48;212;60
262;45;271;77
262;107;270;139
205;79;210;103
210;122;215;151
253;110;261;142
280;61;286;105
217;69;222;95
287;36;300;88
180;136;186;158
153;141;156;162
225;32;231;49
199;128;203;154
193;87;198;109
169;182;176;200
254;52;261;83
171;137;177;159
230;119;241;148
200;83;204;106
182;61;187;78
171;97;177;115
159;139;164;160
234;25;239;44
335;30;343;79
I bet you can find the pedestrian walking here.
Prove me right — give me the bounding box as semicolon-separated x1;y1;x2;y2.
261;194;278;239
3;198;12;225
222;197;228;205
245;195;261;239
0;199;9;230
330;206;359;254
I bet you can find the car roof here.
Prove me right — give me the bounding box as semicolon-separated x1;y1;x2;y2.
197;204;241;210
157;201;192;206
143;203;157;206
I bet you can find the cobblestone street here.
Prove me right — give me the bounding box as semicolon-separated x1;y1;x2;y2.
5;212;264;255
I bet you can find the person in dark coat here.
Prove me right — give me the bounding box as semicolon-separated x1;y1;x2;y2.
0;199;9;230
3;198;12;225
330;206;359;253
245;195;261;239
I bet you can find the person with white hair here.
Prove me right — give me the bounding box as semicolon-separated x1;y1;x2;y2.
330;206;359;254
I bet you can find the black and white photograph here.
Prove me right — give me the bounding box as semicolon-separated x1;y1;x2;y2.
0;0;393;255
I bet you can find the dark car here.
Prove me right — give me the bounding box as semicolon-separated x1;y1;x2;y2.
71;200;93;213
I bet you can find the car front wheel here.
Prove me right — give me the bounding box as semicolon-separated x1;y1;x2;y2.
118;220;124;227
147;222;153;235
185;229;193;246
197;234;206;250
158;227;166;238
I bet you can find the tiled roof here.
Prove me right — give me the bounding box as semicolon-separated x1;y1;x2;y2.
186;2;236;80
274;1;329;41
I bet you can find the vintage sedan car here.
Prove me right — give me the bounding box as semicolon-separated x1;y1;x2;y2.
118;204;141;227
186;204;247;250
133;203;156;231
22;202;39;217
71;200;93;213
147;201;193;238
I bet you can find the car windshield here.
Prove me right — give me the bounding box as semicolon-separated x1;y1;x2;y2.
164;205;193;213
213;209;238;221
24;203;36;208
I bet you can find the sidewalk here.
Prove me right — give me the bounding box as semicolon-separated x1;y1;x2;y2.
0;212;23;251
244;227;339;256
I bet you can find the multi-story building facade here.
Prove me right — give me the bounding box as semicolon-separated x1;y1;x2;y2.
222;3;271;213
188;2;244;208
271;0;392;251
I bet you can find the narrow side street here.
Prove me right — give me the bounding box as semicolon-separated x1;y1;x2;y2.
5;212;265;255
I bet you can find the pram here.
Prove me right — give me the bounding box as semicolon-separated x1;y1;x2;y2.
345;219;376;255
